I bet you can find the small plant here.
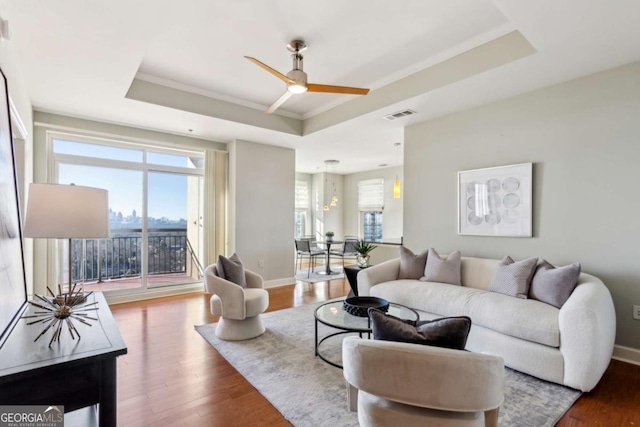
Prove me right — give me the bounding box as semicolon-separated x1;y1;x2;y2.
325;231;335;238
354;240;377;255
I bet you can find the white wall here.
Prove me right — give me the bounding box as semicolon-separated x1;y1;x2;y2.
228;139;295;280
343;166;403;240
1;25;34;295
404;61;640;350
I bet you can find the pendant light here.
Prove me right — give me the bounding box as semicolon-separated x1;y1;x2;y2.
393;143;401;199
323;165;329;211
324;160;339;209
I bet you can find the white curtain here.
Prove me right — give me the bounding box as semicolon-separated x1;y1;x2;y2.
203;150;228;266
295;180;309;210
358;178;384;211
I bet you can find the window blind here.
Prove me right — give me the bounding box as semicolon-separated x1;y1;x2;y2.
295;180;309;210
358;178;384;210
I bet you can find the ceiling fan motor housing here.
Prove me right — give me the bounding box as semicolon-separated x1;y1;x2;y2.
287;68;307;86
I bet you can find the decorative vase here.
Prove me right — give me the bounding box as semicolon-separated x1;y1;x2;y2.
356;254;370;268
326;236;334;242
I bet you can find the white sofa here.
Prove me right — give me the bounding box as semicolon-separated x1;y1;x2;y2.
357;256;616;392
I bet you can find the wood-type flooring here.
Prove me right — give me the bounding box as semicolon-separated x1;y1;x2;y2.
110;278;640;426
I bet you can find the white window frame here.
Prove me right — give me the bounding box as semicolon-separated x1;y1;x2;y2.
295;179;310;238
358;178;384;239
46;131;205;297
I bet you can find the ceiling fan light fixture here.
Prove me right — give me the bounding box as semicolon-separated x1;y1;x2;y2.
287;83;308;94
246;39;369;114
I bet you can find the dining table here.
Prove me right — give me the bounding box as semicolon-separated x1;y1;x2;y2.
315;240;343;275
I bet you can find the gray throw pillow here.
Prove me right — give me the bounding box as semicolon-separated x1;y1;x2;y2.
488;256;538;299
217;253;246;288
529;260;581;308
398;246;428;280
369;308;471;350
421;248;462;285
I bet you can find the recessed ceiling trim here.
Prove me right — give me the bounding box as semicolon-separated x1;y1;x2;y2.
301;21;517;120
302;30;536;136
135;72;303;120
125;78;303;136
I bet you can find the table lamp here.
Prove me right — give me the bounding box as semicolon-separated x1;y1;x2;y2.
24;183;109;303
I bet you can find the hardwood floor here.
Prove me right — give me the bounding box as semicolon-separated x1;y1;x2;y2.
110;279;640;426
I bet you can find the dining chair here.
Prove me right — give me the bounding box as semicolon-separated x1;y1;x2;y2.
330;237;359;267
302;235;326;253
295;239;325;277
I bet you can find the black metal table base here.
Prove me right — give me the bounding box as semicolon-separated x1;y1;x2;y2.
314;317;369;369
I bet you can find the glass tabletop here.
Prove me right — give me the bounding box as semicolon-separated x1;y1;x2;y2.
315;299;419;332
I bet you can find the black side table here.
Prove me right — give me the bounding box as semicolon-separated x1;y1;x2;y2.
344;265;372;297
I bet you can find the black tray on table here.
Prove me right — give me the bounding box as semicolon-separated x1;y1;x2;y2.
343;296;389;317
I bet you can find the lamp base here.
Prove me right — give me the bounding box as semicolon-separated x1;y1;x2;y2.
53;292;87;306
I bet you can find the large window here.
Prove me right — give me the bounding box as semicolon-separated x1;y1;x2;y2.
50;133;205;293
358;178;384;241
362;211;383;241
294;180;309;238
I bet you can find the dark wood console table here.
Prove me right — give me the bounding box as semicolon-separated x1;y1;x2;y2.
0;292;127;426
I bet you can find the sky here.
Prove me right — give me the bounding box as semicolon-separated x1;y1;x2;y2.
55;140;198;220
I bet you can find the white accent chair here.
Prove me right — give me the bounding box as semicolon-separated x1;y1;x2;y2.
342;337;505;427
204;264;269;340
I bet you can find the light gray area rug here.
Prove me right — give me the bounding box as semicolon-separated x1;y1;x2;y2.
196;302;581;427
295;267;344;283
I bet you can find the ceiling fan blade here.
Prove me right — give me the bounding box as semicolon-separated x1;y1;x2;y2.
307;83;370;95
244;56;294;84
266;91;294;114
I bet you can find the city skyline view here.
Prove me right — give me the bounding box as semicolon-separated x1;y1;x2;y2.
59;163;190;222
54;138;201;222
108;207;187;229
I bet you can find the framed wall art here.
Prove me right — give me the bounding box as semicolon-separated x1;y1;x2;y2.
0;67;28;347
458;163;532;237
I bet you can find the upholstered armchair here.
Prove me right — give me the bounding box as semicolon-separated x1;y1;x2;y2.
342;337;505;427
204;264;269;340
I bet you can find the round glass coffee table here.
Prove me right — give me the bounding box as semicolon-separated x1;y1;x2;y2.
314;299;419;368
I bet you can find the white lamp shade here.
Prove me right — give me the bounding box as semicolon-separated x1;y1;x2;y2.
24;183;110;239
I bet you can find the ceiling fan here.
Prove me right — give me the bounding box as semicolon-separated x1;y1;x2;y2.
245;40;370;114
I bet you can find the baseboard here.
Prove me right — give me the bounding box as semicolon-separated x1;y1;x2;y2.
105;278;295;303
106;283;204;305
264;277;296;289
612;344;640;366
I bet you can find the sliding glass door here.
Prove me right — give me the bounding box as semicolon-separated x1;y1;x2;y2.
50;133;204;294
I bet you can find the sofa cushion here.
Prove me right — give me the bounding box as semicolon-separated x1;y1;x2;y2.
465;290;560;347
488;256;537;299
368;308;471;350
530;260;581;308
421;248;461;285
371;279;560;347
217;253;246;288
244;288;269;317
398;246;428;280
371;280;481;319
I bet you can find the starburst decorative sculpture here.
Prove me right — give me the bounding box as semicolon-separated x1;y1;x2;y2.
21;284;99;347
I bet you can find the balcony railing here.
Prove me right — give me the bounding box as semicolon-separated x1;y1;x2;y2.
71;228;202;285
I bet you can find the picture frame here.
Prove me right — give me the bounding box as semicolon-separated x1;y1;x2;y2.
458;163;532;237
0;67;28;348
